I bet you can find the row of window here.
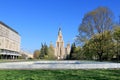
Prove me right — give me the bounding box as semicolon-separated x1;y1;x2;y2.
0;25;20;42
0;38;20;52
0;49;19;54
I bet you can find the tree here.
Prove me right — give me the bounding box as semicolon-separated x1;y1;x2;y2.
78;30;114;61
40;43;45;59
91;31;114;61
82;41;96;60
77;7;114;61
77;7;113;43
44;43;48;55
47;43;56;60
74;46;82;60
113;26;120;61
33;50;40;59
39;43;49;59
113;26;120;43
69;43;77;60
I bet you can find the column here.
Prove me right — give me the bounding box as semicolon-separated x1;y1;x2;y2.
12;56;14;59
10;55;12;59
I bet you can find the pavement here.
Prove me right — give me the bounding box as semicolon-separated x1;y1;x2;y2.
0;60;120;69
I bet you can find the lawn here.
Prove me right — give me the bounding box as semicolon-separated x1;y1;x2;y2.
0;69;119;80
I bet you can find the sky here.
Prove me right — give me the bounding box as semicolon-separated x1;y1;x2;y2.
0;0;120;53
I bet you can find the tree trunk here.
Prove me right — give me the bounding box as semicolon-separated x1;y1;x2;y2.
98;52;103;61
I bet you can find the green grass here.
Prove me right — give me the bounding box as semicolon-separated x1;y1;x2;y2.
0;69;119;80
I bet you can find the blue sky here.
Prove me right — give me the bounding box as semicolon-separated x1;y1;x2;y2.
0;0;120;53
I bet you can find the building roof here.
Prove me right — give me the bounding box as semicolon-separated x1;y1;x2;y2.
0;21;19;35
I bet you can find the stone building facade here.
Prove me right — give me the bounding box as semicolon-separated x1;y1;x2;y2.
54;28;70;59
0;21;21;59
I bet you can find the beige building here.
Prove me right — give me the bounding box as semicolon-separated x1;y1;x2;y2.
0;21;21;59
20;50;33;59
54;28;70;59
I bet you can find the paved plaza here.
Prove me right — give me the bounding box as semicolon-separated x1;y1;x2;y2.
0;61;120;69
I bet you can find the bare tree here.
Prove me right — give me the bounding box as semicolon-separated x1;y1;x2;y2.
77;7;114;61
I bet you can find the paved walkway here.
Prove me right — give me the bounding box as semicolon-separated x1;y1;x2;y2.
0;61;120;69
